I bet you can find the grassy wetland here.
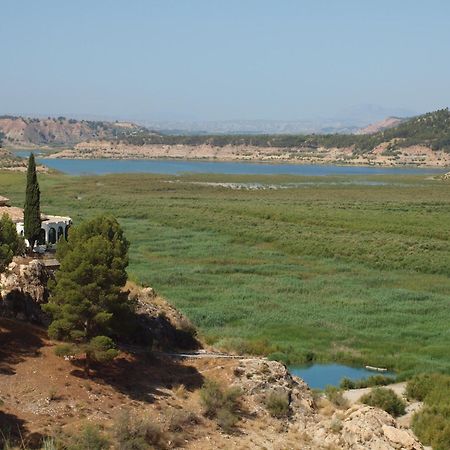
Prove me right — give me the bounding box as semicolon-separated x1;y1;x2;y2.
1;171;449;376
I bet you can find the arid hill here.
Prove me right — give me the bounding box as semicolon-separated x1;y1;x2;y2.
0;116;149;147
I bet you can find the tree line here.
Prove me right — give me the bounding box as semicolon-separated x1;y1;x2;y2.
115;108;450;153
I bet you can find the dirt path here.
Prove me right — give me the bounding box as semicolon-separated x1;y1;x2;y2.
155;350;264;360
343;382;407;404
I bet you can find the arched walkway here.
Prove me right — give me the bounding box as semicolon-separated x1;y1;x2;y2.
37;229;46;245
48;227;57;244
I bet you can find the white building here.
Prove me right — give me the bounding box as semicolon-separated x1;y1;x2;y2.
0;196;72;248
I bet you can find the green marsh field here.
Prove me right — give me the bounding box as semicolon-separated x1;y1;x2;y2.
1;171;449;376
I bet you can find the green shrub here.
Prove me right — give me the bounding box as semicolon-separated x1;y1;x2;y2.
113;409;166;450
363;375;395;388
340;377;355;389
200;380;241;417
215;337;275;356
0;213;25;271
412;405;450;450
168;410;200;432
41;437;59;450
324;386;348;409
360;388;406;417
340;375;396;390
54;343;76;358
199;379;241;432
67;424;110;450
303;351;316;363
216;408;238;433
199;380;224;417
406;373;446;401
86;336;119;363
410;373;450;450
265;391;290;418
267;352;290;365
329;417;343;433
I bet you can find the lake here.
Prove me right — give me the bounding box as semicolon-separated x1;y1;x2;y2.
13;151;446;176
288;364;393;389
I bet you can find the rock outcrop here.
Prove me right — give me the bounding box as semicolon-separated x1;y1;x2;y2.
234;358;315;418
231;359;423;449
128;283;200;350
311;404;423;449
0;259;52;324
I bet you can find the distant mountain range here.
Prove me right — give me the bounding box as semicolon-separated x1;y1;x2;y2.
141;105;417;135
0;104;419;140
0;114;409;147
142;119;361;135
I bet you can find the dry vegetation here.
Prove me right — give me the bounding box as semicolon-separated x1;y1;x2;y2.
0;317;319;449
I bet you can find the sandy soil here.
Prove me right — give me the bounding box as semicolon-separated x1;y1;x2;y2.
343;382;407;404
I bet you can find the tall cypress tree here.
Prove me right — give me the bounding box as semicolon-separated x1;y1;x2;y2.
24;153;41;249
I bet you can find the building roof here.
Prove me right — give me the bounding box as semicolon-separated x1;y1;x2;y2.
0;206;24;222
0;195;71;224
0;206;60;223
43;215;72;224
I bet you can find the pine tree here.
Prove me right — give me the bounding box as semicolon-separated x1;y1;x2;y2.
23;153;41;249
44;215;131;375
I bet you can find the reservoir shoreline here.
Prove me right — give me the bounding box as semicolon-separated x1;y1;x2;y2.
12;151;447;176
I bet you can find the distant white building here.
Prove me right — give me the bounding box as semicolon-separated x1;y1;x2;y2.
0;195;72;248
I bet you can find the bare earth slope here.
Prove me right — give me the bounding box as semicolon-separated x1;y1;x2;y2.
0;116;146;147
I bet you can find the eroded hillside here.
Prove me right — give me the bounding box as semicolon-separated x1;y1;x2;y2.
0;116;149;147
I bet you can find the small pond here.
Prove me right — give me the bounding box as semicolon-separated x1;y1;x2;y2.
288;364;394;390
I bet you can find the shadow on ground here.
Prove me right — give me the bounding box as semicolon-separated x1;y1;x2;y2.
0;318;46;375
0;410;43;448
70;352;204;403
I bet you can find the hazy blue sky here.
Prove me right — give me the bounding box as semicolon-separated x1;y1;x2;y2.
1;0;449;122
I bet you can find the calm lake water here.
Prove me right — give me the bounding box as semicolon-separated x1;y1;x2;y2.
289;364;393;389
14;151;445;176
